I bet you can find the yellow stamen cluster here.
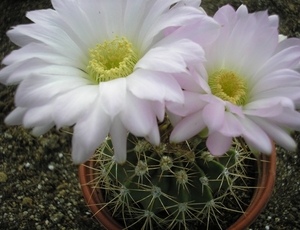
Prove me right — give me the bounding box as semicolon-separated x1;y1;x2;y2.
87;36;138;83
208;70;247;105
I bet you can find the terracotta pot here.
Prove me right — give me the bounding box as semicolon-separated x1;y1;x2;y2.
79;159;123;230
78;144;276;230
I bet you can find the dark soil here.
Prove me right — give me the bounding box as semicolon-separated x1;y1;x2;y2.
0;0;300;230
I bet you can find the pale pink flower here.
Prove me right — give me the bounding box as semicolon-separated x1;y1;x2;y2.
0;0;219;163
169;5;300;156
175;0;201;8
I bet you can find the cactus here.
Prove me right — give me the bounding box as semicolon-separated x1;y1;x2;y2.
92;120;256;230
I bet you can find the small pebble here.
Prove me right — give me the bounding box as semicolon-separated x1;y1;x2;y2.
22;197;33;206
4;133;12;139
48;164;55;171
0;172;8;182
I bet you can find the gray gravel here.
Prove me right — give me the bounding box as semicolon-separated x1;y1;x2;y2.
0;0;300;229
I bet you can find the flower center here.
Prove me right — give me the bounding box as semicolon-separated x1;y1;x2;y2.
87;36;138;83
208;70;247;105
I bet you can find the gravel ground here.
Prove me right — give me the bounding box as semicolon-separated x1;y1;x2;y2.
0;0;300;230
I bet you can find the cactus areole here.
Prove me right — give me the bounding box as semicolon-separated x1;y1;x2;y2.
79;120;276;230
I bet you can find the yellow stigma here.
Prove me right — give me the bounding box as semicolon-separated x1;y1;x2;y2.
87;36;138;83
208;69;247;105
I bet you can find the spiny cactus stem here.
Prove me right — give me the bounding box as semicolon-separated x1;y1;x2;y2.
179;186;190;203
94;130;256;230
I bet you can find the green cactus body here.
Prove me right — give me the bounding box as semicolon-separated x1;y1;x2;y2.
95;128;254;230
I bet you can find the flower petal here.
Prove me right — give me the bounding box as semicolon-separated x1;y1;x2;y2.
110;117;128;164
26;8;91;52
155;39;206;66
4;107;27;126
0;61;26;84
136;0;181;49
249;69;300;96
136;42;189;74
100;78;126;120
225;102;245;118
145;124;160;146
170;110;205;142
1;58;89;85
250;116;296;151
167;91;206;117
202;102;225;134
254;46;300;80
239;117;273;154
139;5;203;51
206;132;232;156
71;98;111;164
269;108;300;131
15;73;90;107
159;14;220;49
128;69;184;103
275;37;300;55
244;97;294;118
51;0;99;47
151;101;165;122
120;92;156;137
2;43;78;67
249;83;300;103
32;123;54;136
167;109;182;127
53;85;99;128
23;104;53;128
218;112;243;136
174;0;201;8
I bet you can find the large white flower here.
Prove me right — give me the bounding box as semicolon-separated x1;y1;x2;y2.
0;0;220;163
169;4;300;155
